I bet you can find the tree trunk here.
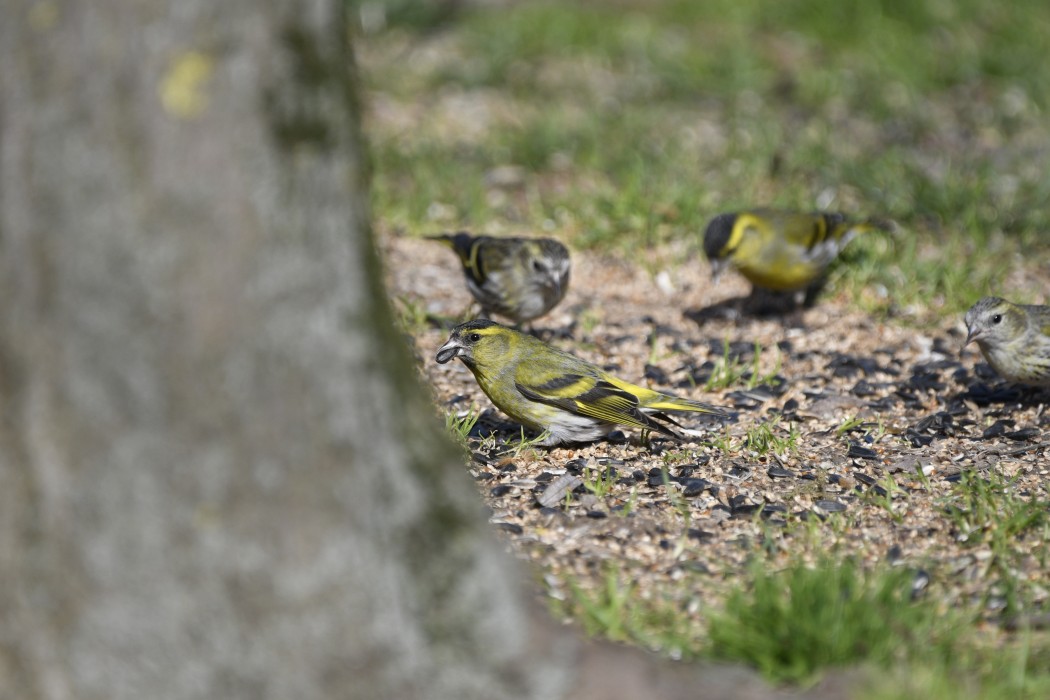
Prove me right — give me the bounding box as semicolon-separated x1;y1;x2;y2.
0;1;556;697
0;2;800;699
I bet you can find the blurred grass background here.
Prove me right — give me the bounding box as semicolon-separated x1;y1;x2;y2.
356;0;1050;318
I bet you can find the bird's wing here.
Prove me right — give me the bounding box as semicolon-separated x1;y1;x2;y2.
601;374;729;418
515;373;676;436
1024;305;1050;338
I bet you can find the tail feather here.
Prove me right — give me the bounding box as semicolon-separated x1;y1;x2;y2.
645;394;729;418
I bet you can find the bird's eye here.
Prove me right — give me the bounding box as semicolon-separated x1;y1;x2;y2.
532;260;547;273
469;333;481;342
992;314;1002;324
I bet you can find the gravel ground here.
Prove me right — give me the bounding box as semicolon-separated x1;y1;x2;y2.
382;230;1050;641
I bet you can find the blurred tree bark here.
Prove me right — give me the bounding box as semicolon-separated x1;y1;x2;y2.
0;1;799;699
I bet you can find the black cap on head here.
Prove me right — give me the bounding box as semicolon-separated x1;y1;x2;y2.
702;213;738;260
452;319;501;334
817;212;848;230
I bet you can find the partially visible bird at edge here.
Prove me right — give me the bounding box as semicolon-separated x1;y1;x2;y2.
964;296;1050;387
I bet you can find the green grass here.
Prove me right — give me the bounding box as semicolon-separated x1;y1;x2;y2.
557;565;703;659
559;554;1050;693
707;557;957;684
704;340;782;391
940;470;1050;615
443;405;479;451
708;417;799;456
361;0;1050;315
361;0;1050;690
742;418;799;456
581;460;617;500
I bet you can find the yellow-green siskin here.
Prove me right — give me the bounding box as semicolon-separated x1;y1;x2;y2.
702;209;885;299
429;232;571;324
435;319;728;446
964;296;1050;386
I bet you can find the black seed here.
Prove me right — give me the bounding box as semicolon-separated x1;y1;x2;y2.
535;471;555;483
490;484;514;497
565;459;587;474
475;471;496;481
908;369;945;392
914;411;954;435
847;442;878;460
726;390;765;409
631;469;646;481
497;522;523;534
854;472;877;486
851;379;877;397
762;503;787;514
644;364;670;385
728;466;750;479
903;429;934;447
498;461;518;472
866;395;899;410
708;339;756;362
731;503;763;518
981;420;1012;439
1004;427;1040;441
682;478;712;497
814;499;847;513
886;544;903;563
585;510;607;519
688;528;714;542
648;474;667;487
782;398;800;413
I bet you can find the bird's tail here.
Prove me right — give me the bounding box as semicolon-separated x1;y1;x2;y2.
645;393;729;419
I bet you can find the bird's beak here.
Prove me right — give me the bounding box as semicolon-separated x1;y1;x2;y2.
435;337;466;364
962;326;984;357
710;259;727;284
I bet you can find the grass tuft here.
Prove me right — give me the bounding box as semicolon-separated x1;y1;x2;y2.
706;557;958;685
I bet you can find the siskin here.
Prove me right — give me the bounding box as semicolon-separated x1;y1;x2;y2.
429;232;571;324
435;319;728;446
964;296;1050;386
702;209;885;303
